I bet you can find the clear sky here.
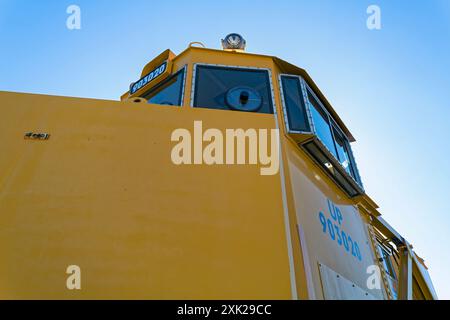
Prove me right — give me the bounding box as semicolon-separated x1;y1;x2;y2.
1;0;449;299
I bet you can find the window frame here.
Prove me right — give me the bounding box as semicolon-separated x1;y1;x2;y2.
140;65;187;107
190;63;276;115
376;242;399;300
279;73;363;189
278;74;314;134
376;242;397;280
330;119;357;179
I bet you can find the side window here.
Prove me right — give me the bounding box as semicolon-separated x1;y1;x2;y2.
279;74;364;194
280;76;310;132
142;68;185;106
193;65;273;114
332;124;356;178
377;243;399;300
307;87;360;182
307;90;338;159
377;245;397;279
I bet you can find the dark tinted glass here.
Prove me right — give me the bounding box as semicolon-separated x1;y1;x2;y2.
332;126;356;178
142;69;184;106
194;66;273;114
308;92;338;158
281;76;311;132
377;245;396;279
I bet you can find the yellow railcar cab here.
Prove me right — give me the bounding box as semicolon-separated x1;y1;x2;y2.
0;34;437;300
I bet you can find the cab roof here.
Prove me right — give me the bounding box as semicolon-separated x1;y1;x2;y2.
126;45;356;142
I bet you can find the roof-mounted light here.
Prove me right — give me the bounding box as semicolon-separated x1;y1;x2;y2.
221;33;246;52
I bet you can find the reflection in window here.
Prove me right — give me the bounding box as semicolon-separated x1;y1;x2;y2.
333;126;355;178
377;245;397;279
303;141;360;197
280;75;363;192
308;92;338;159
142;68;185;106
280;76;310;132
377;244;398;300
193;65;273;114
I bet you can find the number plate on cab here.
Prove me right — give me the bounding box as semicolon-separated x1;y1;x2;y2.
130;61;168;95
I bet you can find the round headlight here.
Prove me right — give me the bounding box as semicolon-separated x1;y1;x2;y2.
225;86;262;112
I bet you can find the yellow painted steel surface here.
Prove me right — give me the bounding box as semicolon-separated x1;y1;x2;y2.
284;141;383;299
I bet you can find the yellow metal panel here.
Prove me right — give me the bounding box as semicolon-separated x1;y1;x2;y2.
318;263;377;300
281;140;385;300
0;91;292;299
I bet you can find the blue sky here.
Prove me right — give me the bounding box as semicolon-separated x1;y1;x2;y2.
1;0;449;299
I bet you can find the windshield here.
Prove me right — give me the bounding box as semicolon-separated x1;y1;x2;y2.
193;65;273;114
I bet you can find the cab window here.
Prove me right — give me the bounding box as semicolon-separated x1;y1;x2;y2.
279;74;363;193
280;76;310;132
332;124;356;178
377;243;398;299
142;68;185;106
306;88;359;182
193;65;273;114
307;90;338;159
